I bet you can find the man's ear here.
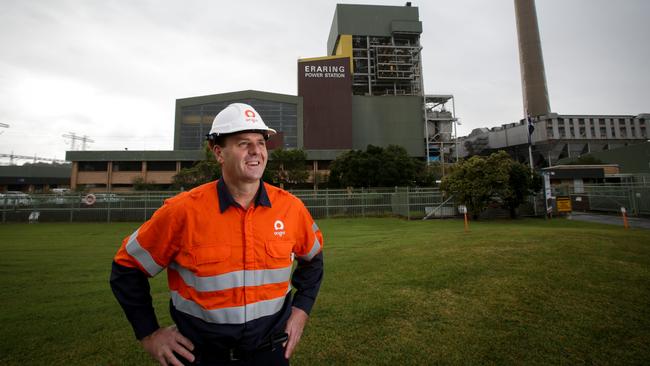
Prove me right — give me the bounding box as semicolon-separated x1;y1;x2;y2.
213;144;224;164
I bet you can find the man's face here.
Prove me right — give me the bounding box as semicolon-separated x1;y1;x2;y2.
214;132;268;185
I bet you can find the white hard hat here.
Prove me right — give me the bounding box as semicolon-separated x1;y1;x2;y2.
207;103;277;138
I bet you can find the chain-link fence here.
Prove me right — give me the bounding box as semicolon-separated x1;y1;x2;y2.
4;182;646;224
0;192;177;223
1;188;460;223
565;183;650;216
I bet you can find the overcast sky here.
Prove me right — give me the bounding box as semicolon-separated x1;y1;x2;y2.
1;0;648;163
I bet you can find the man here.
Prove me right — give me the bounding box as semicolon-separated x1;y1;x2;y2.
110;103;324;365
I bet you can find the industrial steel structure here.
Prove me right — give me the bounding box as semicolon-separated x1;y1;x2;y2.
457;113;649;167
64;3;444;191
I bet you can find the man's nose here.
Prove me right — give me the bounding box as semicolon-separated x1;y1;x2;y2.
248;143;262;155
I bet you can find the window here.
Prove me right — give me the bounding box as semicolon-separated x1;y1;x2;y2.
78;161;108;172
579;127;586;138
113;161;142;172
147;161;177;171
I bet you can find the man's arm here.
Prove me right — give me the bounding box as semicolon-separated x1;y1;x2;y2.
291;252;324;315
109;261;160;340
110;262;194;365
285;251;324;358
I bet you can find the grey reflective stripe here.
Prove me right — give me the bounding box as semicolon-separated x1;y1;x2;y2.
169;263;292;292
312;222;319;233
125;229;164;276
170;287;290;324
298;236;321;261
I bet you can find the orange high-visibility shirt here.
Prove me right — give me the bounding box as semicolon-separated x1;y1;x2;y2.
114;180;323;326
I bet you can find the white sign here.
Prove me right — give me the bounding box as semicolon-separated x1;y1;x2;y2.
620;207;626;214
303;65;346;78
458;205;467;214
544;173;552;201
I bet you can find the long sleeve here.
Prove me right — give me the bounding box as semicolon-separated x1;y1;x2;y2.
290;202;324;315
291;251;324;315
110;261;160;340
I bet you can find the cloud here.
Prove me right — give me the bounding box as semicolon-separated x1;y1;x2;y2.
0;0;648;161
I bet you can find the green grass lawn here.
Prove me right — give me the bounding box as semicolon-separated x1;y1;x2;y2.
1;218;649;365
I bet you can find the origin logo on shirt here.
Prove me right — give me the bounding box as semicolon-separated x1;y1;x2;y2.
273;220;286;237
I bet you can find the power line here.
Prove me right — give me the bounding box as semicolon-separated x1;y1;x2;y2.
62;132;95;150
0;153;67;165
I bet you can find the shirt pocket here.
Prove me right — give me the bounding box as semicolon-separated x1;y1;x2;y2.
191;244;232;273
265;239;295;267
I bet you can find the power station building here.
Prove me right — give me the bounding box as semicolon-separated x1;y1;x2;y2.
458;113;650;167
66;3;453;191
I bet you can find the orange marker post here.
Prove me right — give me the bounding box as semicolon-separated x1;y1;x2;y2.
459;205;469;232
621;207;629;229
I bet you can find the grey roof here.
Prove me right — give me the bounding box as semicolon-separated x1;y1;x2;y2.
66;149;345;162
0;164;71;185
66;150;203;162
557;142;650;174
176;90;301;107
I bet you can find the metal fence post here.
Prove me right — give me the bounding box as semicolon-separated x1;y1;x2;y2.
70;194;76;223
107;199;111;223
325;189;330;219
2;195;6;223
406;186;410;220
144;192;148;222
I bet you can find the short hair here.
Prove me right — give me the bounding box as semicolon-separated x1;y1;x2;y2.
206;130;270;149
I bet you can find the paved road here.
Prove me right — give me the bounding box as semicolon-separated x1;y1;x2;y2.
567;212;650;230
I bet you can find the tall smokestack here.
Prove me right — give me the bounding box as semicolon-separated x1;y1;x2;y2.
514;0;551;117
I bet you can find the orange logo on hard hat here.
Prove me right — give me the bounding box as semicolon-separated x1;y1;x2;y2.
244;110;256;118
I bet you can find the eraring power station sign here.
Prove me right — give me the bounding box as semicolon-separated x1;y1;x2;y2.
303;65;346;78
298;57;352;149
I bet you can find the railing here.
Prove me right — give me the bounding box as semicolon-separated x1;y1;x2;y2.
6;182;644;223
572;183;650;215
0;188;458;223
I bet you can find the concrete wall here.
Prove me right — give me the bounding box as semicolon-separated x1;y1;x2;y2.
351;95;425;157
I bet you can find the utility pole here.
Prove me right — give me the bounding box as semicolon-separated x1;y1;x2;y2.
526;114;535;172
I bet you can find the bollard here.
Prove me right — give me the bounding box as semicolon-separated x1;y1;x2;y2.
464;212;469;232
621;207;629;229
459;205;469;232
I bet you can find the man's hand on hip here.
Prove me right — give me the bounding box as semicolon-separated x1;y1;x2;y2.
140;325;195;366
283;306;309;359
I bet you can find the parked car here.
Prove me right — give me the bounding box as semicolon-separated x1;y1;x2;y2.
1;191;33;207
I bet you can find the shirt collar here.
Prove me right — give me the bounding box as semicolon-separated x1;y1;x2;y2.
217;178;272;213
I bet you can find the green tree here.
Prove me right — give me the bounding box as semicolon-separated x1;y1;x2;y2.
440;150;539;219
172;144;221;190
415;161;442;187
328;145;424;188
132;176;157;191
266;148;310;189
489;152;541;218
440;154;502;219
